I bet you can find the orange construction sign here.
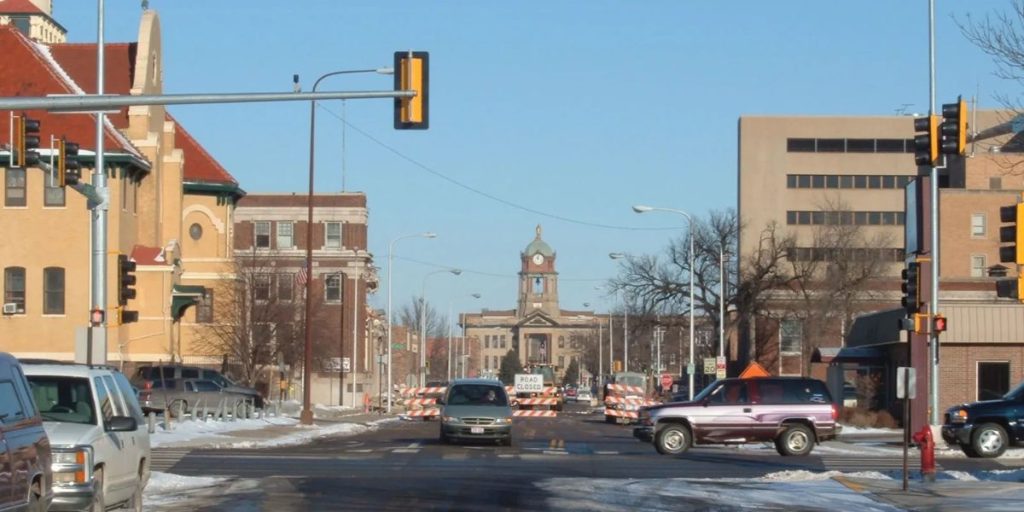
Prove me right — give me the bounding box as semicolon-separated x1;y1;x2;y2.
739;362;770;379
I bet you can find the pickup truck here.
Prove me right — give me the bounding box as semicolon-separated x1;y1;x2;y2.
942;380;1024;458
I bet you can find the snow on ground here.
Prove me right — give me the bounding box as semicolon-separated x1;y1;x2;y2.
145;472;228;507
151;411;399;449
150;416;299;448
837;426;902;436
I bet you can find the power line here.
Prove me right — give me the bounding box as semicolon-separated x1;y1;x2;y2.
317;104;681;232
392;253;606;282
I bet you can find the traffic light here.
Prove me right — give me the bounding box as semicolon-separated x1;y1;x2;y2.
933;314;947;334
117;255;138;323
57;138;81;187
913;115;939;166
394;51;429;130
940;96;968;156
901;261;921;315
14;114;41;168
1000;203;1024;265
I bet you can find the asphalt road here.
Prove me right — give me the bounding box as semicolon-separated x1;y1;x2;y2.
149;403;1021;511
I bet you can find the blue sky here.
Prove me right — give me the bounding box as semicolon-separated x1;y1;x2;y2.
58;0;1015;318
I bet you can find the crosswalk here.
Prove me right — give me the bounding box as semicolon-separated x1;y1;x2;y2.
151;448;192;472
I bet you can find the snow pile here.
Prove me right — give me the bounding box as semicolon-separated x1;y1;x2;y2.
151;416;299;448
221;421;369;449
144;472;226;506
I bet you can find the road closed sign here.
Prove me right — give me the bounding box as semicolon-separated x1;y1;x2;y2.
515;374;544;393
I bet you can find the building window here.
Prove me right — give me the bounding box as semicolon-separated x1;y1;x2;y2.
484;357;489;370
325;275;342;302
990;177;1003;190
786;138;815;152
971;213;986;238
278;274;294;302
971;255;987;278
44;179;65;207
196;289;214;323
3;267;25;313
533;276;544;295
500;335;506;349
277;222;294;249
120;175;128;211
42;267;64;315
558;355;565;367
558;336;565;348
5;168;26;207
484;335;490;349
254;274;271;301
493;356;499;369
325;222;342;249
255;221;271;248
780;319;802;354
977;362;1010;401
189;223;203;241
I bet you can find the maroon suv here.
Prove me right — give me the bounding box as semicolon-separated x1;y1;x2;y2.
634;377;841;456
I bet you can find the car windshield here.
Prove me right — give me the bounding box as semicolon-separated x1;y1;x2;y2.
1003;380;1024;400
447;385;508;406
26;376;97;425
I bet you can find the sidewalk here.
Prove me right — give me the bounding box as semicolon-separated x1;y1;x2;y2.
836;475;1024;511
151;405;399;449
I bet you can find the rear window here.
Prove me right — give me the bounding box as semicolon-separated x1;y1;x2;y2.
447;385;508;406
26;376;97;425
781;380;831;404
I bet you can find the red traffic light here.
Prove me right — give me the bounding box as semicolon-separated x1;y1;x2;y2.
934;314;947;333
90;308;104;326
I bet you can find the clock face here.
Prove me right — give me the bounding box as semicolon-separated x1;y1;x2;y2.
532;253;544;265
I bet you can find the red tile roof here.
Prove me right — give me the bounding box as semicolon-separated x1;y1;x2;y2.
169;113;238;185
0;0;45;14
0;26;138;155
46;39;237;185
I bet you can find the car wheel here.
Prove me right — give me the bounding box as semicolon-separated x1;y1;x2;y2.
961;444;981;458
775;424;815;456
89;468;105;512
169;400;188;418
27;481;44;512
654;424;691;455
971;423;1008;458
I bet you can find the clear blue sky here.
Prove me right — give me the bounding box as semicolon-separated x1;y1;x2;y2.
57;0;1014;318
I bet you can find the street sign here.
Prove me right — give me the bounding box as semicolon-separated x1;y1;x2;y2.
703;357;716;374
515;374;544;393
687;363;695;375
897;367;916;399
716;356;727;380
392;343;404;349
660;373;673;390
342;357;351;373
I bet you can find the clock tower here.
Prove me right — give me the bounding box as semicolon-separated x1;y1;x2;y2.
518;225;559;317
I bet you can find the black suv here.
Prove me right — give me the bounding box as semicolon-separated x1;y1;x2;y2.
942;380;1024;458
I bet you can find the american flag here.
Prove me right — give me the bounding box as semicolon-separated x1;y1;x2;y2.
296;266;309;286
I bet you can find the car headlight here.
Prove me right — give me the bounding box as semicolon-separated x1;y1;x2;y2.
52;446;93;485
493;417;513;424
951;409;968;423
442;416;460;424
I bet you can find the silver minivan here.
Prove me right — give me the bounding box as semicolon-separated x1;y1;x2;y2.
438;379;514;446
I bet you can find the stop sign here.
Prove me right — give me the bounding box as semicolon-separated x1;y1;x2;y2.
660;373;673;390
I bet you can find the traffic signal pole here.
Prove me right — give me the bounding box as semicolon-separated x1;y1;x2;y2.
927;0;941;426
90;0;109;364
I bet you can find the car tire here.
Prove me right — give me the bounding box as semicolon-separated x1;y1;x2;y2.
775;424;815;456
27;481;44;512
654;424;691;455
89;468;105;512
961;444;981;458
169;400;188;418
971;423;1008;458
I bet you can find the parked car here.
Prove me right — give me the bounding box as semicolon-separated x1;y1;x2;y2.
634;377;841;456
136;378;251;416
564;387;578;402
0;353;53;512
576;388;593;404
132;364;264;408
22;361;150;512
942;380;1024;458
438;379;514;446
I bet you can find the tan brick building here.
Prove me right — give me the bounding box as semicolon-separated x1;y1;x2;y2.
737;110;1024;415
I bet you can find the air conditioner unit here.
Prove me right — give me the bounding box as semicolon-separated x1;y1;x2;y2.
2;303;19;315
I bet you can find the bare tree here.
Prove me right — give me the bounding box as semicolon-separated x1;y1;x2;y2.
398;296;450;339
958;1;1024;111
195;249;331;386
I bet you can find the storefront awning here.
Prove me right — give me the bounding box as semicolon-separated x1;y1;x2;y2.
171;284;206;321
813;346;885;364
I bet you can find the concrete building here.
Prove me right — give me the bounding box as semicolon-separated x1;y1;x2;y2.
737;110;1024;416
0;0;66;44
230;193;376;405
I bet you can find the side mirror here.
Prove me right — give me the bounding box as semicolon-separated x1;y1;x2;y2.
106;416;138;432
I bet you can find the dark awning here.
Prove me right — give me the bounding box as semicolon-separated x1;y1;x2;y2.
813;346;885;364
171;284;206;321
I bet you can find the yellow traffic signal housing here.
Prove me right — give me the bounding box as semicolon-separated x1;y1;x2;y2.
394;51;429;130
940;96;969;156
913;313;928;334
913;115;940;166
1000;203;1024;265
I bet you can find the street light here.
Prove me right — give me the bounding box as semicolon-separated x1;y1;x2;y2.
300;66;393;425
420;269;462;386
387;232;437;413
632;204;696;400
608;253;631;373
453;293;482;381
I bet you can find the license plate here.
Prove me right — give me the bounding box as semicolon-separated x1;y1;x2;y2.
470;427;485;434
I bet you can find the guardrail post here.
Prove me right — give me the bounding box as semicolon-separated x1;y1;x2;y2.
216;399;225;421
147;412;156;434
176;400;185;421
202;401;209;422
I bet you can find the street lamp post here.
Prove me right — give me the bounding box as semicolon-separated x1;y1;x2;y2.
608;253;633;373
387;232;437;413
420;269;462;387
632;205;696;400
453;293;481;380
300;67;393;425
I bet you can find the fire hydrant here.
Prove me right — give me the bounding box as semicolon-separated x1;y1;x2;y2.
912;425;937;482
